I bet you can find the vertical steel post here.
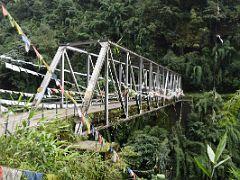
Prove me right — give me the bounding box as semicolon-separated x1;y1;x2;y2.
139;58;143;113
156;66;160;106
56;103;58;118
169;72;173;91
176;75;179;90
179;76;182;90
66;99;68;118
162;69;165;90
130;73;133;90
119;64;122;88
125;52;129;118
148;62;153;109
173;74;176;93
105;50;109;126
5;114;9;135
61;52;65;108
157;66;160;91
42;103;44;119
74;103;76;117
149;62;153;92
87;55;91;86
163;71;169;104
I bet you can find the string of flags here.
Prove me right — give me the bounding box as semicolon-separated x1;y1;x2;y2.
1;4;49;69
0;54;98;82
4;61;87;93
0;54;89;80
0;166;58;180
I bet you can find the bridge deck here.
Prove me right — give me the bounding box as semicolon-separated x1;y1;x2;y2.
0;99;191;136
0;101;136;135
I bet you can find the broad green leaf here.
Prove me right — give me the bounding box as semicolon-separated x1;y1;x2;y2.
194;157;211;177
214;156;231;169
215;132;227;162
207;144;215;164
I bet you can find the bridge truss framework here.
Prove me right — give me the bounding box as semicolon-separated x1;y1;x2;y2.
33;40;183;130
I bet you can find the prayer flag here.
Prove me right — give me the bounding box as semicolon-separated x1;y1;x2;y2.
33;46;43;59
21;34;31;52
74;121;83;134
23;170;43;180
59;85;64;95
99;134;103;145
112;150;119;163
84;116;91;134
95;131;99;141
8;14;15;27
77;107;84;123
47;88;52;96
14;21;23;35
2;4;8;16
51;88;59;94
87;122;91;134
55;79;60;87
47;174;58;180
91;124;95;136
109;146;113;153
127;168;136;179
2;167;22;180
0;166;3;179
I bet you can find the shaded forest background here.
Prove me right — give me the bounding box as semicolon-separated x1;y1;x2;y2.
0;0;240;92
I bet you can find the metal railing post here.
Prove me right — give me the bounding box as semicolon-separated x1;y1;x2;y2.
5;114;9;135
56;103;58;118
105;51;109;126
42;103;44;119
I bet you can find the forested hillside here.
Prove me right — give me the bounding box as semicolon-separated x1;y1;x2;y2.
1;1;240;180
1;0;240;92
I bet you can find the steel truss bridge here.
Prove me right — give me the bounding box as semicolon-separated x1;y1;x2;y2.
0;40;184;135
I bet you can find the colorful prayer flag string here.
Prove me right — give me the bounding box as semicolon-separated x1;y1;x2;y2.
21;34;31;52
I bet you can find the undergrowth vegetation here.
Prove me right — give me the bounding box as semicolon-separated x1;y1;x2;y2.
0;119;126;179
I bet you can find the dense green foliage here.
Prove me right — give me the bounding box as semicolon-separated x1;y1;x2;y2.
0;119;126;179
118;91;240;179
1;1;240;179
0;0;240;92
